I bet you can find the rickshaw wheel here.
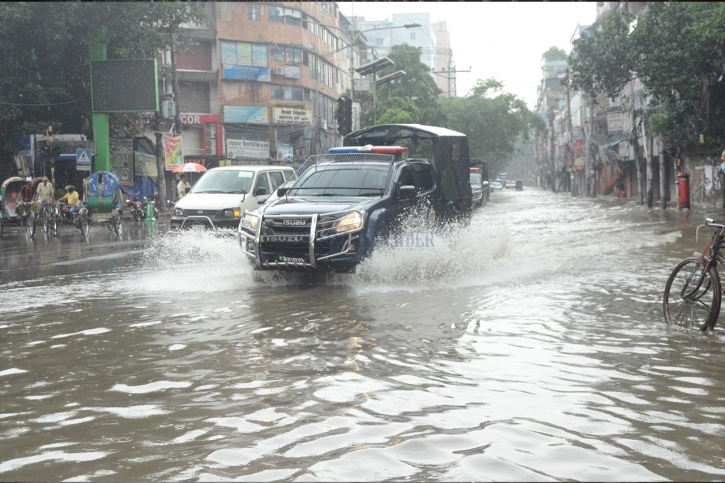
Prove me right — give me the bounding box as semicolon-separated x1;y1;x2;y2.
79;210;90;237
25;213;35;238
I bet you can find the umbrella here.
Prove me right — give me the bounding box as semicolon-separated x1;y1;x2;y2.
173;163;207;173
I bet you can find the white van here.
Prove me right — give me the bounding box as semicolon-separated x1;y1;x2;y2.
170;165;296;230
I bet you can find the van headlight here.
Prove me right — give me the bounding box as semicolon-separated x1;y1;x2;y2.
332;211;363;233
224;208;242;218
242;212;259;230
174;208;184;216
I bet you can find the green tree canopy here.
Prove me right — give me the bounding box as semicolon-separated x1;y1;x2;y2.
0;2;208;162
541;46;568;62
566;2;725;151
377;97;421;125
441;78;544;174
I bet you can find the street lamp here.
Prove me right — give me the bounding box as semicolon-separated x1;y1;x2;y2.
376;70;407;101
356;57;394;125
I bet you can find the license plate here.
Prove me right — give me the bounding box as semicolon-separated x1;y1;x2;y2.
193;224;206;232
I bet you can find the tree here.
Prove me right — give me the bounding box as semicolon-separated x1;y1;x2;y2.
0;2;208;174
441;78;544;174
377;97;421;125
541;46;568;62
567;3;725;152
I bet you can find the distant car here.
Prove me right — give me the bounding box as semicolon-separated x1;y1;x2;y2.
490;181;503;190
506;180;517;189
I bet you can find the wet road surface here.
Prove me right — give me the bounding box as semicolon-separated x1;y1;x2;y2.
1;189;725;481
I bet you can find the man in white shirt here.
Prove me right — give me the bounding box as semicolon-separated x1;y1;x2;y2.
177;174;190;200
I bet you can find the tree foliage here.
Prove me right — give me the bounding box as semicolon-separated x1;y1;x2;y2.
0;2;208;163
541;46;568;62
566;2;725;151
441;79;544;174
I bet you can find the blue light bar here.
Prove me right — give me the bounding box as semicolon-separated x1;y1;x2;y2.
327;147;366;154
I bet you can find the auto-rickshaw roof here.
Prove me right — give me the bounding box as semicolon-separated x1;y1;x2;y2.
343;124;466;147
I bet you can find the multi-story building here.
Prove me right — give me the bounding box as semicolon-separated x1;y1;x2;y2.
139;1;364;201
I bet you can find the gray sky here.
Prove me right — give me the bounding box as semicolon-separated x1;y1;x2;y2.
338;2;596;109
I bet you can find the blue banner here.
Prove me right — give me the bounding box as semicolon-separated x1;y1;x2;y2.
222;65;270;82
223;106;269;124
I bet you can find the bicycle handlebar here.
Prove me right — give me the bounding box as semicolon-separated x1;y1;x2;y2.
705;218;725;229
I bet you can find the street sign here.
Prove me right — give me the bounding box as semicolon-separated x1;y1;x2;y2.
77;148;92;166
77;164;91;172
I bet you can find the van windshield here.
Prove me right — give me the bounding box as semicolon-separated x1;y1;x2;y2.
191;170;253;194
470;173;482;187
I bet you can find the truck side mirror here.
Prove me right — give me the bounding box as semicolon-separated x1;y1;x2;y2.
254;187;267;197
398;185;415;199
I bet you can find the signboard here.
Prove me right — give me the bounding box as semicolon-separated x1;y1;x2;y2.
222;65;270;82
221;40;269;82
607;112;624;135
164;134;184;171
76;149;92;172
134;151;158;177
284;65;301;80
226;139;270;159
223;106;269;124
109;138;133;185
91;59;159;112
273;107;312;125
276;141;294;165
354;79;370;92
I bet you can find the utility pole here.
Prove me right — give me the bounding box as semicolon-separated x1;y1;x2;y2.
643;114;654;208
565;85;574;194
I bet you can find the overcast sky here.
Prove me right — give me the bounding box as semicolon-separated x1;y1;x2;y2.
337;2;597;109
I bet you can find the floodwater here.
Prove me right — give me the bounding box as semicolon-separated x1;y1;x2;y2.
1;188;725;482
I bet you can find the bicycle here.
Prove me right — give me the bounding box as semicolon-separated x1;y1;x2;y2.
17;200;35;238
38;200;54;235
663;218;724;331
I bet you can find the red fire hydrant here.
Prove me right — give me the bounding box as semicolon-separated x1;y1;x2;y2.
677;172;690;210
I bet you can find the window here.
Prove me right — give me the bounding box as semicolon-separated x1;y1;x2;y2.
253;173;271;197
271;85;303;101
304;88;312;101
248;3;260;21
250;84;260;102
284;8;301;26
376;38;383;46
268;172;285;190
283;170;296;182
413;168;435;192
270;44;284;62
269;5;284;23
410;32;416;40
396;166;415;190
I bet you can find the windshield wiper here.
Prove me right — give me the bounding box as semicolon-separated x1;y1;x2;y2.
195;189;221;193
223;190;247;194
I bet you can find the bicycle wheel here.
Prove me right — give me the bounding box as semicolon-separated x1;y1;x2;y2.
663;257;721;331
79;209;90;237
41;205;50;233
112;210;122;236
49;213;58;236
25;212;35;238
0;216;3;237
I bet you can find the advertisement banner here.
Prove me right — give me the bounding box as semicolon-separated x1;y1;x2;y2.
354;79;370;92
276;141;294;165
222;65;270;82
110;138;134;186
573;139;585;172
252;44;268;67
164;134;184;171
607;112;624;135
223;106;269;124
134;151;158;177
284;65;300;80
226;139;270;159
273;107;312;125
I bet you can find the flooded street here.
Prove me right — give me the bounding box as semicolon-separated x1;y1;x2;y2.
2;188;725;481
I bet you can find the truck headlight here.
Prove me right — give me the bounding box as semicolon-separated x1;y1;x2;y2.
242;212;259;230
174;208;184;216
225;208;242;218
333;211;363;233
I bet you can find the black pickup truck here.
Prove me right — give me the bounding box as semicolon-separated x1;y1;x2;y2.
237;124;472;272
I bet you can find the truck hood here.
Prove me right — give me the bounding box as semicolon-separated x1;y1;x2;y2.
258;195;375;216
176;193;246;211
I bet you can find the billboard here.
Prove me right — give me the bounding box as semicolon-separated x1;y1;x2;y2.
109;138;134;185
91;60;159;112
607;112;624;135
223;106;269;124
226;139;270;159
221;41;270;82
273;107;312;125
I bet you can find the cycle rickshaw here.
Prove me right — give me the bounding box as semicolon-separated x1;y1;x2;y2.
77;171;124;237
0;176;36;237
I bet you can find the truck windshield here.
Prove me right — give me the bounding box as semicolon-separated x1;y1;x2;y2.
190;170;253;194
470;173;482;187
290;164;391;197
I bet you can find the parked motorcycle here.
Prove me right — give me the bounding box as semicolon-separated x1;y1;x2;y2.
126;197;159;221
